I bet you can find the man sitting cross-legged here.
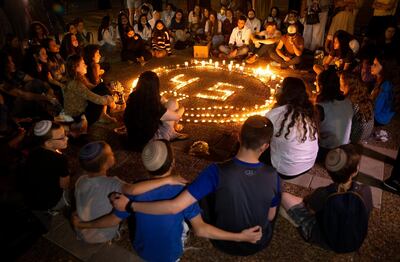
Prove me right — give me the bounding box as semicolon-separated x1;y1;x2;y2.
73;139;261;261
270;24;304;69
111;116;281;256
219;15;252;59
246;20;281;64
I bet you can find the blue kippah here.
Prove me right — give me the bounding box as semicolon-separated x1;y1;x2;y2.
79;142;104;161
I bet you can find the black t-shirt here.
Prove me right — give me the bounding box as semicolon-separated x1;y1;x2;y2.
196;159;280;256
24;147;69;210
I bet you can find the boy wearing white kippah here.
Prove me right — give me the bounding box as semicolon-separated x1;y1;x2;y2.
73;140;262;261
73;141;187;244
24;120;70;230
280;144;372;252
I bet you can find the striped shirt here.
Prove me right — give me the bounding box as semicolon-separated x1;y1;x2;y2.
152;31;172;55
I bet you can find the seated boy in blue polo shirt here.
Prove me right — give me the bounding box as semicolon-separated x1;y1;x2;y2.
112;116;281;256
73;139;261;261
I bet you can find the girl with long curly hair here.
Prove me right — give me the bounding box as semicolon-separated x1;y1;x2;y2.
265;77;319;179
340;72;374;142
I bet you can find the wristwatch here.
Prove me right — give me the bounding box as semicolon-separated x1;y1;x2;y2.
125;200;134;214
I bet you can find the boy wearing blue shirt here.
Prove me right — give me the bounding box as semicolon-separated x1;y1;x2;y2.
112;116;281;256
73;139;261;261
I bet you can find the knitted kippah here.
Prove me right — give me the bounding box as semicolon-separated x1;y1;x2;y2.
79;142;104;161
34;120;52;136
142;140;168;172
325;148;348;172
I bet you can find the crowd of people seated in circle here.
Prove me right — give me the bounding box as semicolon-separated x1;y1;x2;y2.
1;0;400;260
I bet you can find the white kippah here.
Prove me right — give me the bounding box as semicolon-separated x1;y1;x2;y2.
34;120;52;136
142;140;168;172
349;39;360;54
325;148;348;172
287;24;297;35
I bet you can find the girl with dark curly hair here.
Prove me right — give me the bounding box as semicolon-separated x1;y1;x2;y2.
370;55;398;125
340;72;374;143
265;77;318;179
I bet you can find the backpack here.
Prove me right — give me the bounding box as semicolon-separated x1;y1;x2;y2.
316;184;369;253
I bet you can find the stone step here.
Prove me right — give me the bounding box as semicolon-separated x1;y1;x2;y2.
43;215;137;262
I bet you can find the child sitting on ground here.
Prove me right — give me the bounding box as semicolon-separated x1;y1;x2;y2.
24;120;70;230
73;139;261;260
280;144;373;253
73;140;187;243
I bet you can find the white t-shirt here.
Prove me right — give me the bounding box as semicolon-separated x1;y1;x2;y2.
134;23;152;41
245;18;261;33
75;175;124;243
229;26;252;47
266;105;319;176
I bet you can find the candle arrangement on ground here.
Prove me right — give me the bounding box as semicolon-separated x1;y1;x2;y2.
129;60;284;124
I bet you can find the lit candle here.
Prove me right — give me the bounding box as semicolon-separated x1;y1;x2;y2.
222;60;226;65
235;64;240;69
201;61;206;67
239;66;244;72
209;59;213;64
194;60;198;65
184;61;189;67
228;64;233;71
215;62;219;68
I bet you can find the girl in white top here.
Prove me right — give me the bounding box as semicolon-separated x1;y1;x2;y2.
266;77;319;178
134;14;152;41
188;5;202;33
97;16;116;51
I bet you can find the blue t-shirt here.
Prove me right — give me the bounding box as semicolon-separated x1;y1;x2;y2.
187;158;280;207
187;158;280;256
114;185;200;262
374;80;395;125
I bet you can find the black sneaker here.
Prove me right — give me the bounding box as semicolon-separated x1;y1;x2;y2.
383;179;400;192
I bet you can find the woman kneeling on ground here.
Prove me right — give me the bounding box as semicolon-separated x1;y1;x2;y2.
123;71;188;151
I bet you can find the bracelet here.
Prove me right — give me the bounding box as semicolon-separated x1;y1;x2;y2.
125;200;134;214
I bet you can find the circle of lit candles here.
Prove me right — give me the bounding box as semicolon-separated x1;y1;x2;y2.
129;61;281;123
